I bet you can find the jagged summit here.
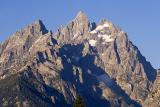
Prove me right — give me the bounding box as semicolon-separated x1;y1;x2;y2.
73;11;90;29
75;11;88;21
0;11;159;107
33;19;43;25
26;19;48;35
54;11;91;44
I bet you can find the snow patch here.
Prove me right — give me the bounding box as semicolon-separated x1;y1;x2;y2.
103;23;110;28
102;42;106;45
67;58;71;63
96;23;110;31
101;53;105;56
89;40;97;46
79;23;83;26
121;30;125;34
120;31;125;36
97;74;113;86
90;22;110;34
73;33;79;39
98;34;114;43
0;75;6;79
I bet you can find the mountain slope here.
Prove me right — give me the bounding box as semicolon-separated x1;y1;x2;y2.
0;69;67;107
0;11;158;107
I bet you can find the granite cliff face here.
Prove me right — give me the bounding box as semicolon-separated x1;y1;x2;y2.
0;11;159;107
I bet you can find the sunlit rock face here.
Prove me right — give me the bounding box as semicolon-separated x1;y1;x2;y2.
0;11;158;107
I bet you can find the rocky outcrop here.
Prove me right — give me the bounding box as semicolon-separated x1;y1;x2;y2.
143;71;160;107
0;20;51;75
55;11;91;44
0;11;159;107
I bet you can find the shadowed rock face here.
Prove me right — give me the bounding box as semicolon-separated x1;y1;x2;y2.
0;11;158;107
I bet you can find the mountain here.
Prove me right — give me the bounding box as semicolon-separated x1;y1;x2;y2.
0;11;159;107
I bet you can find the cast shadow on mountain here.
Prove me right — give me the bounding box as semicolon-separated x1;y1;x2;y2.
20;67;68;107
59;43;142;107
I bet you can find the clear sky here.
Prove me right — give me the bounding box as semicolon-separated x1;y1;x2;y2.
0;0;160;68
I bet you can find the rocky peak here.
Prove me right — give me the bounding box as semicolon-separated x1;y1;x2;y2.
88;19;126;50
55;11;91;44
72;11;90;36
0;11;159;107
0;19;48;51
0;19;50;74
31;19;48;35
16;19;48;37
74;11;89;23
2;19;48;47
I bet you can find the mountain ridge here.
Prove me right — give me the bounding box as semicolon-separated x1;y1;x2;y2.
0;11;159;107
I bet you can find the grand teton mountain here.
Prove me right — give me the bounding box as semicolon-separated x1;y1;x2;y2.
0;11;159;107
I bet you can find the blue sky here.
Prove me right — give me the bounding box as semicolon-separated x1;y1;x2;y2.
0;0;160;68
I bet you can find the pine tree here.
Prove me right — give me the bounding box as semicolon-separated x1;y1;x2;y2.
73;95;85;107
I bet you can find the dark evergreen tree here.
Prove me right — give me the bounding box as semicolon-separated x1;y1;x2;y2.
73;95;85;107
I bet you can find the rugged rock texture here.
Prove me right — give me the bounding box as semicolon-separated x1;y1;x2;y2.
143;71;160;107
0;11;159;107
55;11;91;44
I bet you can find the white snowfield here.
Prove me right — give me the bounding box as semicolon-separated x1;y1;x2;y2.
89;40;97;46
88;22;114;47
96;23;110;31
90;22;110;34
98;34;114;42
73;33;79;39
90;30;97;34
89;22;114;44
